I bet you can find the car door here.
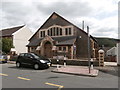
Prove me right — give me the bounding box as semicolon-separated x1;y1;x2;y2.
24;53;33;65
18;53;26;64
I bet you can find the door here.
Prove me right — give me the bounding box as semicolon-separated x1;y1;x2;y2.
24;53;33;65
44;41;52;58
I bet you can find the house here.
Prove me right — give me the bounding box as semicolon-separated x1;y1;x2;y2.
117;42;120;65
0;25;33;54
27;12;99;59
106;47;117;62
106;47;117;56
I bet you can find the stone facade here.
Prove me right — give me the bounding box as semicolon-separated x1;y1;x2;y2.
27;12;99;59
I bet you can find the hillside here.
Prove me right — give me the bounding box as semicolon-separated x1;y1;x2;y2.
95;37;119;47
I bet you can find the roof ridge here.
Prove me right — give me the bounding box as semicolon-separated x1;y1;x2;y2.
1;25;25;31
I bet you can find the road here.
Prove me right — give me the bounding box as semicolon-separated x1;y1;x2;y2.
0;63;118;89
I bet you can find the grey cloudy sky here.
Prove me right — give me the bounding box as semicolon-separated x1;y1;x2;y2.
0;0;119;38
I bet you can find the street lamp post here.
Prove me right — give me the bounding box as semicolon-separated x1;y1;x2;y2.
73;45;76;59
87;26;91;73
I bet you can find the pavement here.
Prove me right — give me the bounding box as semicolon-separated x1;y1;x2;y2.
104;62;117;66
52;65;99;77
7;61;16;64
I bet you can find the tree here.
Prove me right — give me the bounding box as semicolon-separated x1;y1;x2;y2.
2;38;14;54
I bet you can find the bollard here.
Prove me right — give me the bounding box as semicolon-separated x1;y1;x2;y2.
64;55;67;67
57;59;59;69
90;58;94;69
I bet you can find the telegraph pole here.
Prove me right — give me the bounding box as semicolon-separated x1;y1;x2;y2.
87;26;91;73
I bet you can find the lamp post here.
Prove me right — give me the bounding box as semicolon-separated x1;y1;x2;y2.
87;26;91;73
73;45;76;59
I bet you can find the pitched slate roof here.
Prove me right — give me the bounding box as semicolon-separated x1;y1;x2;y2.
29;12;97;42
27;38;43;47
56;38;76;46
27;36;77;47
0;25;25;37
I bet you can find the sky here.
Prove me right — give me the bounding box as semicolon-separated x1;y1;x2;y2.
0;0;119;39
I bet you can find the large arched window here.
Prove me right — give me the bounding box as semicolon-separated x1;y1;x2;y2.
40;25;73;37
48;26;63;36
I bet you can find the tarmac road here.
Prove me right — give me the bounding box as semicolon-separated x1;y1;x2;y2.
0;63;118;89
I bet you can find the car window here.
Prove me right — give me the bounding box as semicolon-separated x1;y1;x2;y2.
31;53;48;60
19;53;25;57
30;53;39;59
24;53;32;58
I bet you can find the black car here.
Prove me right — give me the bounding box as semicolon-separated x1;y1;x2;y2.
16;53;52;70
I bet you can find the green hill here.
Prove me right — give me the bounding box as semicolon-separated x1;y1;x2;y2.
95;37;119;47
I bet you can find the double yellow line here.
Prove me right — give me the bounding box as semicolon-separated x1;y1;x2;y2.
0;73;8;76
45;82;64;90
1;73;63;90
0;73;30;81
17;77;31;81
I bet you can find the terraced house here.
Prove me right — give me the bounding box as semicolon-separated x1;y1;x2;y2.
27;12;99;59
0;25;32;54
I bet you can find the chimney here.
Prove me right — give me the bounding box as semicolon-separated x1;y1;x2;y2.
82;21;84;30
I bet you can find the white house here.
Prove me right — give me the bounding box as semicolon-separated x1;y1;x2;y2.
0;25;33;54
106;47;117;56
117;43;120;65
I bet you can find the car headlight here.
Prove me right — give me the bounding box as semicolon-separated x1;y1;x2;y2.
49;59;51;62
40;60;46;63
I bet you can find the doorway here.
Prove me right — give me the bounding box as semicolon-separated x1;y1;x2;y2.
44;41;53;58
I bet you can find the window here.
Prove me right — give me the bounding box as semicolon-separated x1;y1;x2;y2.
40;31;45;37
60;28;62;35
56;27;59;36
59;47;62;51
69;28;71;35
49;29;51;36
63;47;66;51
53;27;56;36
65;27;72;35
58;46;68;52
50;28;52;36
40;31;42;37
65;28;68;35
47;30;49;36
19;53;25;57
43;31;45;37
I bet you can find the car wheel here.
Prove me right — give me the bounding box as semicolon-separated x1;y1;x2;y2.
16;62;21;68
34;63;39;70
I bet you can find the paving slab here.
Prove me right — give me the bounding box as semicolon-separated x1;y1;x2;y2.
7;61;16;64
52;66;99;77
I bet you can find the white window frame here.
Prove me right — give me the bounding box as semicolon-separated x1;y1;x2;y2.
39;25;74;38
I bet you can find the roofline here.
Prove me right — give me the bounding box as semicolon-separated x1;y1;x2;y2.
1;25;25;31
29;12;97;42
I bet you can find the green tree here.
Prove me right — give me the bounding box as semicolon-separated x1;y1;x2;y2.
2;38;14;54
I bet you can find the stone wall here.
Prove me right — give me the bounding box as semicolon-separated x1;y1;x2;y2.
51;59;99;66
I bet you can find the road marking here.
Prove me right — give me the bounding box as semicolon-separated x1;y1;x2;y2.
0;73;8;76
45;82;64;90
17;77;31;81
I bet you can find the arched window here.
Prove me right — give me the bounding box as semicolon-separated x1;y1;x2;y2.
56;27;59;36
47;26;63;36
60;28;62;35
47;29;49;36
53;27;56;36
50;28;52;36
